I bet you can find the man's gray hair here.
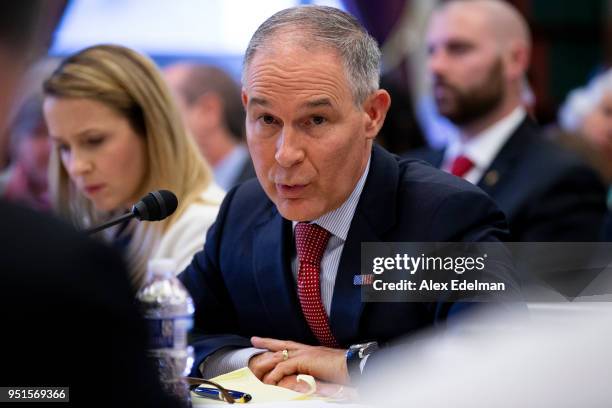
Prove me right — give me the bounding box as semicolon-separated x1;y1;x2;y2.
559;69;612;132
242;5;381;105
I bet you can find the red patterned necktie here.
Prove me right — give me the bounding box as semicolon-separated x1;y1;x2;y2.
294;222;339;348
450;155;474;178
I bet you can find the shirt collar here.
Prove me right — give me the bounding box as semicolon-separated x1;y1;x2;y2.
445;106;526;171
292;156;371;242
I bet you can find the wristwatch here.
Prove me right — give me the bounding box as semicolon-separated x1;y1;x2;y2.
345;341;378;381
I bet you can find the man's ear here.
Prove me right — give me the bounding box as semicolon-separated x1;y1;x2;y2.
241;88;248;108
505;41;530;81
363;89;391;140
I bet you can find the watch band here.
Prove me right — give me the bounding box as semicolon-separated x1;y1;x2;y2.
346;341;378;381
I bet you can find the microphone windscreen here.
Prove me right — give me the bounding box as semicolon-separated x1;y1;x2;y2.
133;190;178;221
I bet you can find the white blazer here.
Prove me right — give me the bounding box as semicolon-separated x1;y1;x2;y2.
151;183;225;273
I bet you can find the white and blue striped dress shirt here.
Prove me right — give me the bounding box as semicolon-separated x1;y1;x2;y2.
200;158;371;378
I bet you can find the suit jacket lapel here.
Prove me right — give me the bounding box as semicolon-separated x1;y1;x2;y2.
330;145;398;344
430;148;445;168
410;147;445;168
477;118;534;195
330;211;381;344
236;157;256;185
251;206;315;342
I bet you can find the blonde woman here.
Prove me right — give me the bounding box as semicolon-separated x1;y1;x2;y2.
43;44;224;287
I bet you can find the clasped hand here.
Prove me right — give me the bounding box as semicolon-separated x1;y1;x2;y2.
247;336;351;396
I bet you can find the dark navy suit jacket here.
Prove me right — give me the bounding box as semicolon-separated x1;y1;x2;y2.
180;144;511;377
406;119;607;241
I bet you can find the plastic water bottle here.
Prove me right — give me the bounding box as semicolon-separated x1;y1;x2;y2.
136;259;194;407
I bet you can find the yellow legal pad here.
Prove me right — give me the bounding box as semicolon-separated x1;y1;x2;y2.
191;367;317;405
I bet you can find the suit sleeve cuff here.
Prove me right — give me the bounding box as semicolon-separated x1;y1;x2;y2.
360;354;370;373
199;347;267;379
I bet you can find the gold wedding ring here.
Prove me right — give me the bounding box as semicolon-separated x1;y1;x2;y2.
282;349;289;361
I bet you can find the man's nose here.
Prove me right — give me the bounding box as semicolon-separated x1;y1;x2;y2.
428;47;448;76
275;127;305;168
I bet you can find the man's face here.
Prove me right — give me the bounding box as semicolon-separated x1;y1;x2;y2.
164;65;222;164
164;66;203;145
426;7;506;125
242;43;375;221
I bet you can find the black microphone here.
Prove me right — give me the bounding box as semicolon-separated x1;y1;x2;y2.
85;190;178;235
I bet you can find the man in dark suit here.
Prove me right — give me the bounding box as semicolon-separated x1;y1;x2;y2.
407;0;606;241
0;3;175;406
164;63;256;190
180;5;515;393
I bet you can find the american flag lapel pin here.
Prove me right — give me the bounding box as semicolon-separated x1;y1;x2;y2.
353;274;374;285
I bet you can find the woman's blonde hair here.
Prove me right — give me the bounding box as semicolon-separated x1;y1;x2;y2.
43;44;213;286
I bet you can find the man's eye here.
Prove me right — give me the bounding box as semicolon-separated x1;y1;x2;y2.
447;43;472;55
261;115;276;124
312;116;326;125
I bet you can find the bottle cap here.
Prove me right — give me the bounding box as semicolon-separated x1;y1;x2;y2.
147;258;177;278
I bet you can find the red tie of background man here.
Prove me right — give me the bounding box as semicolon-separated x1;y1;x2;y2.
450;155;475;177
294;222;339;348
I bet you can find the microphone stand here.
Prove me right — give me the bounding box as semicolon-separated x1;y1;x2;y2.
85;212;136;235
83;190;178;235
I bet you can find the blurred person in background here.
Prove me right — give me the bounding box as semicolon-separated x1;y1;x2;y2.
43;45;224;287
559;69;612;186
559;69;612;239
407;0;606;242
0;93;50;210
0;2;176;405
164;63;255;190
